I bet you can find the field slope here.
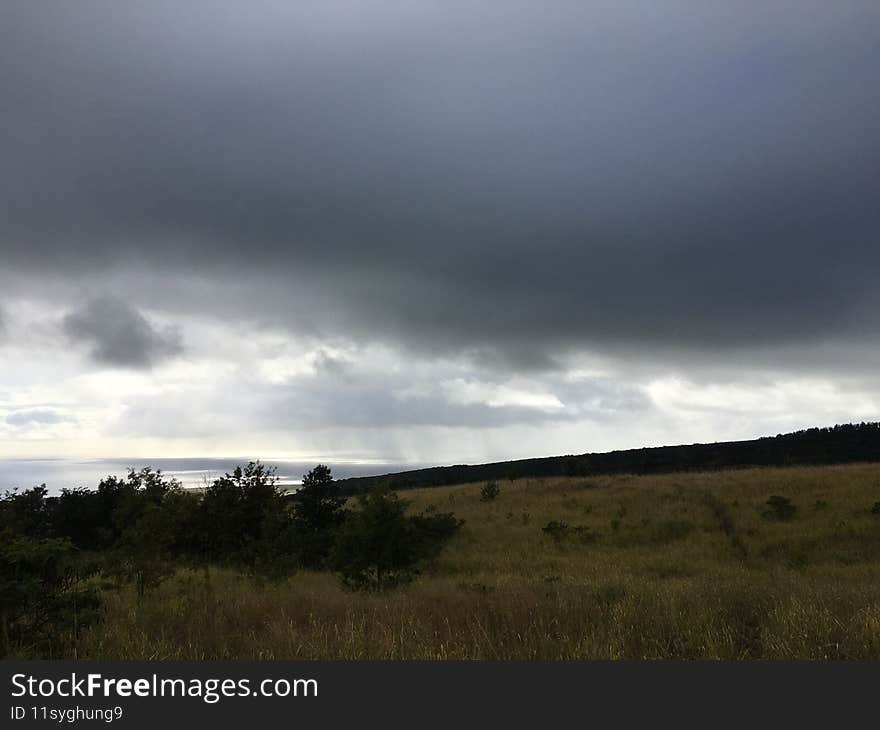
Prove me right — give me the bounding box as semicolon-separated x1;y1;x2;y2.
81;462;880;659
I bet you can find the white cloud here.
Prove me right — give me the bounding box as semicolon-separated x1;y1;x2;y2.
440;378;565;412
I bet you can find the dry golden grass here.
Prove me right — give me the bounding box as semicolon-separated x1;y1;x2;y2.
79;463;880;658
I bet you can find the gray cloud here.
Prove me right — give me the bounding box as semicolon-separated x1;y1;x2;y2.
271;384;567;430
5;409;71;427
313;350;352;378
62;298;183;369
256;369;652;430
107;362;651;438
0;2;879;456
1;1;878;371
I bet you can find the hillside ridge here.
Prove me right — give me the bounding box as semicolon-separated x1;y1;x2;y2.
336;422;880;493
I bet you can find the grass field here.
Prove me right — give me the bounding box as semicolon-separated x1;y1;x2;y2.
78;463;880;659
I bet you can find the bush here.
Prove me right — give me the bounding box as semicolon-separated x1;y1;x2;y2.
330;491;418;590
480;481;500;502
409;510;464;559
330;491;462;591
0;530;99;658
762;495;797;521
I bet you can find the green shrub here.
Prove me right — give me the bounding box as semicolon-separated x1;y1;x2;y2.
330;491;461;591
480;481;500;502
409;510;464;559
762;495;797;521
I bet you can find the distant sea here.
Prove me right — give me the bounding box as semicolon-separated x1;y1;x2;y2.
0;458;425;494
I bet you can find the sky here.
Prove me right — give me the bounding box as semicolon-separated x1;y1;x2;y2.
1;1;879;466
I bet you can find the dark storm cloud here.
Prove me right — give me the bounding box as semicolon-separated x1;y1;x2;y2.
2;1;880;365
62;298;183;369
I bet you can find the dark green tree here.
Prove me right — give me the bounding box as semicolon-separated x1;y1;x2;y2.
291;464;346;568
98;468;183;597
295;464;345;530
50;488;104;549
0;529;99;658
0;485;51;538
197;461;281;562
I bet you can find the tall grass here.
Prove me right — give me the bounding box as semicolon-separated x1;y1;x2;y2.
78;463;880;658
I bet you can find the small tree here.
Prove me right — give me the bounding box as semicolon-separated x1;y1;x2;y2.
0;485;52;538
197;461;280;562
114;503;177;599
292;465;347;568
108;468;183;597
295;464;345;530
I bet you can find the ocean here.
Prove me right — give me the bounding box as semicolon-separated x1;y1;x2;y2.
0;458;422;494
